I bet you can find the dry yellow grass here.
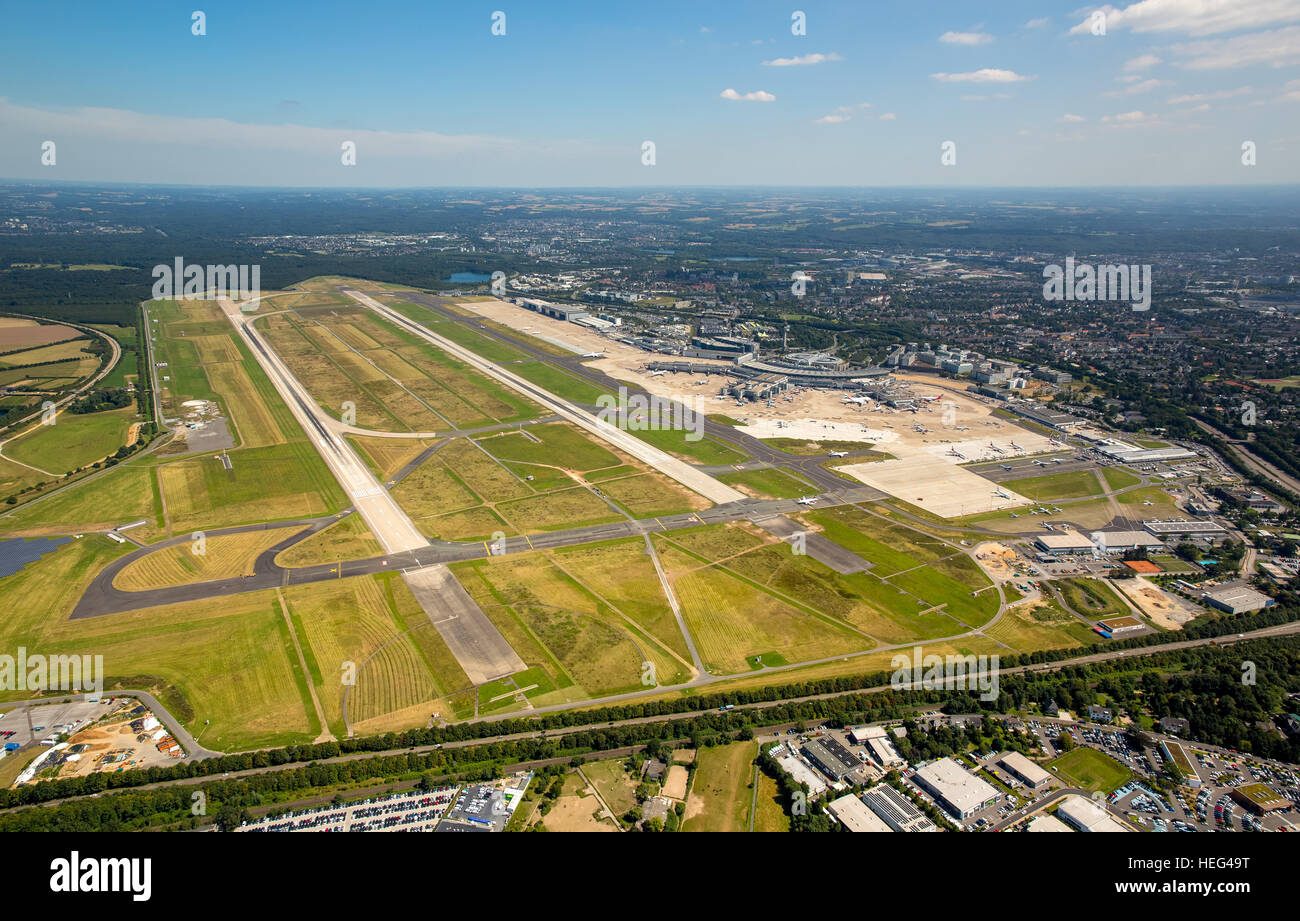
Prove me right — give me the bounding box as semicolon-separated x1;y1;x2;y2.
275;514;383;567
113;527;301;590
204;361;284;448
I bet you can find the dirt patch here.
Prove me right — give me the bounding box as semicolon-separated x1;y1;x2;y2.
541;793;619;832
1110;576;1200;630
662;764;689;800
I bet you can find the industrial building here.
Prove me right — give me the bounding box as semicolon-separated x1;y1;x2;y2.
1091;531;1166;553
827;793;894;832
912;757;1000;820
1230;783;1292;815
1200;583;1275;615
772;744;828;798
1035;532;1095;554
866;736;905;770
1143;519;1228;538
802;737;860;783
860;785;937;832
1056;795;1130;832
999;751;1052;790
1027;814;1071;832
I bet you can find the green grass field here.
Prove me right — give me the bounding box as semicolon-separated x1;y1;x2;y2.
718;467;815;499
683;741;760;832
1048;747;1132;793
1002;470;1103;501
4;406;135;473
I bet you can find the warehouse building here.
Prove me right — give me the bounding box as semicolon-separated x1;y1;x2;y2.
1201;584;1275;615
860;785;937;833
827;794;894;832
802;738;860;783
1143;519;1227;538
913;757;1000;820
1056;795;1130;832
1027;814;1072;832
999;751;1052;790
866;736;905;770
1035;532;1095;554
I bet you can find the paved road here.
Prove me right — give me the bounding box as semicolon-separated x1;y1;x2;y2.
0;690;223;760
69;490;884;617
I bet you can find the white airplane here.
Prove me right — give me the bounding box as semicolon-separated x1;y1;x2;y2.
650;369;668;377
948;448;966;459
829;451;849;457
796;495;819;506
1010;441;1022;451
994;487;1012;499
1000;463;1012;470
988;442;1004;453
583;352;605;359
843;395;872;405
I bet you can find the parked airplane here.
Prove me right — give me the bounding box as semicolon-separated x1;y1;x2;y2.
1000;464;1012;470
1010;441;1022;451
994;487;1012;500
796;495;819;506
829;451;849;457
583;352;606;359
649;369;668;376
988;443;1004;453
948;448;966;459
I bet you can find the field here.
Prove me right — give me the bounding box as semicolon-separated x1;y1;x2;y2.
718;467;815;499
1002;470;1103;501
3;405;135;473
580;759;640;817
682;741;760;832
984;602;1101;651
0;537;314;750
1047;747;1132;793
656;533;868;674
275;515;383;567
113;527;301;590
1058;578;1130;620
283;574;469;736
631;428;747;465
155;443;346;532
256;306;541;432
0;464;161;537
451;553;663;703
0;338;95;367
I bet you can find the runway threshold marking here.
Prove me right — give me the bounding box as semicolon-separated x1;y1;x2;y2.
524;534;535;550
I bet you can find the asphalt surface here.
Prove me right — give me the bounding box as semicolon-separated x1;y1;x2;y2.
70;489;884;617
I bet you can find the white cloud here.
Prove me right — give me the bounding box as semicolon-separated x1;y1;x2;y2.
1069;1;1300;37
939;31;993;45
1279;78;1300;101
762;52;842;66
720;88;776;101
1168;25;1300;69
961;93;1012;101
1101;110;1157;122
931;68;1033;83
814;102;872;124
1024;17;1050;29
879;112;897;120
1106;78;1171;96
1167;86;1253;103
1062;113;1086;122
1124;53;1163;71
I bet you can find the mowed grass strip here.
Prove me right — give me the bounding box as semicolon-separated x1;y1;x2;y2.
114;527;301;590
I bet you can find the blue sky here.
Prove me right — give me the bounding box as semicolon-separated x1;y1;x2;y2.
2;0;1298;186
